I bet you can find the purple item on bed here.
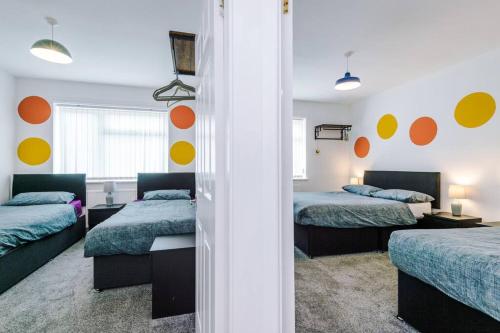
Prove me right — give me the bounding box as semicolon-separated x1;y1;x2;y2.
69;200;83;216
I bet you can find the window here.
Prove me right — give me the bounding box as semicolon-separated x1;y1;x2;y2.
53;104;169;180
293;118;307;179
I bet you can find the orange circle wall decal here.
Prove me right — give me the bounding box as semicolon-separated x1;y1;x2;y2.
18;96;51;124
455;92;495;128
170;105;195;129
17;137;51;165
354;137;370;158
409;117;437;146
377;114;398;139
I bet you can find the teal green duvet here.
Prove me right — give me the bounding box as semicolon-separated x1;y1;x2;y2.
389;228;500;321
84;200;196;257
294;191;417;228
0;204;77;256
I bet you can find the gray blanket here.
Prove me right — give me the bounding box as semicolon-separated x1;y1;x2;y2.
294;191;416;228
84;200;195;257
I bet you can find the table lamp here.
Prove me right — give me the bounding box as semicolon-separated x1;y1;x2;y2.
350;177;360;185
448;184;466;216
103;181;117;206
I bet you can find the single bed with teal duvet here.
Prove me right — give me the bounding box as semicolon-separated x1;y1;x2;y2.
389;227;500;322
0;204;77;256
84;199;196;257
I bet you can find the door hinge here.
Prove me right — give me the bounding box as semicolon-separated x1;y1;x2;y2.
283;0;289;14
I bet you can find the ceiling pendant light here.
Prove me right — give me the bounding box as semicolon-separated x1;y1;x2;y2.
30;17;73;64
335;51;361;91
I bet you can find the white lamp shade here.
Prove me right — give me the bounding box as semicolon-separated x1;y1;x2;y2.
448;184;466;199
103;181;117;193
350;177;360;185
30;39;73;64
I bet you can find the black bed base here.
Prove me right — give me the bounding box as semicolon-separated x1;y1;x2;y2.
93;254;151;290
0;215;86;294
398;270;500;333
294;223;415;257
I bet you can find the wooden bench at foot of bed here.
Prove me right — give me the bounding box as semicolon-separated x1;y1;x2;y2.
150;234;195;319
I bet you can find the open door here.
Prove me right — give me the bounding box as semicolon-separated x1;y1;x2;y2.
196;0;294;332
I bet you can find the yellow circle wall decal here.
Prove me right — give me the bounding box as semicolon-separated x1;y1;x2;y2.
170;141;195;165
455;92;495;128
17;138;51;165
377;114;398;139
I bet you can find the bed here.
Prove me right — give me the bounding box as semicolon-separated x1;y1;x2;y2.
84;172;195;290
389;228;500;332
0;174;86;294
294;170;440;257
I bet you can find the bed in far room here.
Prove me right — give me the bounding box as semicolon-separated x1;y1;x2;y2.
0;174;86;294
389;228;500;332
84;172;196;290
294;170;440;257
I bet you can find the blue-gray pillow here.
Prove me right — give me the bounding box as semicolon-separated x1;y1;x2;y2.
143;189;191;200
4;191;75;206
371;189;434;203
342;184;382;196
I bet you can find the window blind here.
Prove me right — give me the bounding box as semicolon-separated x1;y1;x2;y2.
53;104;169;179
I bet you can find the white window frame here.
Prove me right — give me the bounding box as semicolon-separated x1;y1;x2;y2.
293;117;307;180
53;103;169;181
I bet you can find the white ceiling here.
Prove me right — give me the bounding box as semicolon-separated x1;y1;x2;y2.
294;0;500;104
0;0;201;88
2;1;500;104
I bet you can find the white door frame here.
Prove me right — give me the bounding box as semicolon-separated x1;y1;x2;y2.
196;0;294;332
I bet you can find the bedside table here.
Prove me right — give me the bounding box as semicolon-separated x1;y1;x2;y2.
475;221;500;227
419;212;482;229
88;204;126;230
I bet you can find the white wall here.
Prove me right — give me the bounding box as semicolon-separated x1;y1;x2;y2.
293;100;352;192
14;77;195;205
350;48;500;221
0;69;15;203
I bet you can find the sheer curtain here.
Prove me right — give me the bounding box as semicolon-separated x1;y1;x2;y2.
53;104;169;179
293;118;307;179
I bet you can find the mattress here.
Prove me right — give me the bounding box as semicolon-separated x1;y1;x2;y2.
407;202;431;219
293;191;417;228
0;204;77;256
389;228;500;321
84;199;196;256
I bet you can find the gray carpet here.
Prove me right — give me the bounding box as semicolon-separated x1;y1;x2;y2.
0;240;195;333
0;240;416;333
295;250;417;333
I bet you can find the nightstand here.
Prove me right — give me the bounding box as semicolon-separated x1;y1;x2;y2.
419;212;482;229
88;204;126;230
475;221;500;227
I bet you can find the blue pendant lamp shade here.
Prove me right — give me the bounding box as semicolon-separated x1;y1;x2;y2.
30;17;72;64
335;51;361;91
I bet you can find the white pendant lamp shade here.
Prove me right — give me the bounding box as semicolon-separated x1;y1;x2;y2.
335;51;361;91
31;17;72;64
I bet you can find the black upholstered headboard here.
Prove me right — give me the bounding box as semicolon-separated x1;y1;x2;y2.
363;171;441;209
137;173;196;199
12;174;87;206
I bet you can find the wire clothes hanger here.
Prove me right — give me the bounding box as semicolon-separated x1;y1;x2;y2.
152;72;195;107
